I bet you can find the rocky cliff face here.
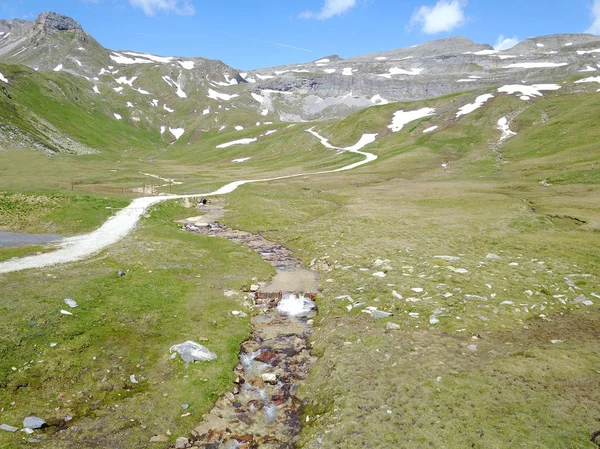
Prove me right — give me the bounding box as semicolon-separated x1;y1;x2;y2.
35;12;83;34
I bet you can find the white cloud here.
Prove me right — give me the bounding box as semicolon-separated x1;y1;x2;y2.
587;0;600;34
299;0;357;20
129;0;195;16
494;35;519;51
410;0;467;34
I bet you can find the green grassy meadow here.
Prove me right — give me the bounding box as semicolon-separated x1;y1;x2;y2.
0;82;599;448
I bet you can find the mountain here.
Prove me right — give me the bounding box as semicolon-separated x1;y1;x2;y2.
1;11;600;154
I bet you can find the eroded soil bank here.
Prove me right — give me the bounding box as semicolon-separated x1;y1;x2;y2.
177;202;320;448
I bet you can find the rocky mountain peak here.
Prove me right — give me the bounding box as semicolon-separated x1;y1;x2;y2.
35;11;82;35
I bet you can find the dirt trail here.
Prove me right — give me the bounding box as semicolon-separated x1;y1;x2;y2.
0;129;377;275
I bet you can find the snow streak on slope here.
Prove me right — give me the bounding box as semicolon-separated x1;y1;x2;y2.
216;138;258;149
388;108;436;132
208;89;239;101
498;84;561;100
497;117;516;141
456;94;494;117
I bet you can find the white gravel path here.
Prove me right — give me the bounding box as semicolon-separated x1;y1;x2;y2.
0;132;378;274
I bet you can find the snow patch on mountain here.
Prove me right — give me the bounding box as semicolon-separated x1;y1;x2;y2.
0;72;8;84
113;113;122;120
576;48;600;55
423;125;438;134
178;60;195;70
169;127;184;140
122;51;173;63
251;93;265;104
498;84;561;100
388;108;435;132
53;64;62;72
379;67;423;78
217;138;257;149
574;76;600;84
232;157;251;163
504;62;568;69
116;76;138;86
456;94;494;117
497;117;516;141
207;88;239;101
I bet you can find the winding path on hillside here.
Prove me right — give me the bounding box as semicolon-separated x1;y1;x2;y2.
0;130;378;274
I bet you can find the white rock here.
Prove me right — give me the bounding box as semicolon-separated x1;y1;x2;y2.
261;373;277;383
169;341;217;363
64;298;78;308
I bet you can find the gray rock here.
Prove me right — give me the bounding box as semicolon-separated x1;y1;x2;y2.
35;12;82;34
64;298;78;308
573;294;593;306
149;435;169;443
181;403;189;410
27;438;41;443
175;436;189;448
386;322;400;330
169;341;217;363
0;424;18;432
118;269;126;277
23;416;46;429
371;310;393;319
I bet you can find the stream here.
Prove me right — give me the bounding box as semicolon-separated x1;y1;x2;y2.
181;204;319;448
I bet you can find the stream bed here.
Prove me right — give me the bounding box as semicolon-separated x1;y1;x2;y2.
180;204;319;448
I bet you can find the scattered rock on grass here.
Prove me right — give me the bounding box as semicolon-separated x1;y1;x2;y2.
573;294;593;306
149;435;169;442
175;437;189;448
386;322;400;330
23;417;46;430
64;298;78;308
118;269;126;277
170;341;217;363
0;424;18;432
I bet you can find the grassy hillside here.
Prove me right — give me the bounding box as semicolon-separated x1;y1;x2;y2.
0;75;598;448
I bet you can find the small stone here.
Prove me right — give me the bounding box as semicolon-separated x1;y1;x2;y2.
550;340;563;344
175;437;189;448
250;284;260;292
170;341;217;363
23;428;34;434
261;373;277;384
60;310;73;316
23;417;46;430
573;294;593;306
370;310;393;319
64;415;73;422
372;271;386;278
149;435;169;443
386;322;400;330
49;343;57;348
467;345;477;351
0;424;18;432
129;375;138;384
27;438;41;444
181;404;189;410
429;315;440;325
118;269;126;277
411;287;423;293
64;298;78;308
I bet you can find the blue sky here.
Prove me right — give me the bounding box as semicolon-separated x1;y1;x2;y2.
1;0;599;70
